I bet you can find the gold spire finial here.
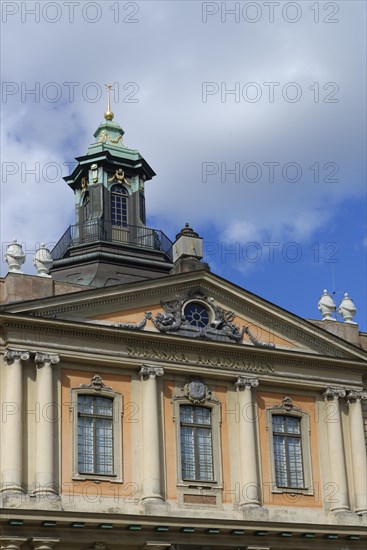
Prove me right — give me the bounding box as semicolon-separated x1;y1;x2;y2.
104;83;114;121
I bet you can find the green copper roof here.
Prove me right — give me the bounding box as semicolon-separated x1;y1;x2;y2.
87;119;143;162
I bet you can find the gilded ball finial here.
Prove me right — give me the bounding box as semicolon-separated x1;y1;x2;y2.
104;83;115;121
104;110;114;121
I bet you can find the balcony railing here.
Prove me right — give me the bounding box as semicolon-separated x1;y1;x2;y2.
51;220;173;261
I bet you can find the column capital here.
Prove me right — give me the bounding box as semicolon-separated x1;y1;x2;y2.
31;539;60;550
34;352;60;367
234;376;259;390
3;349;29;364
346;389;367;403
143;544;173;550
322;386;346;400
0;538;28;550
140;365;164;379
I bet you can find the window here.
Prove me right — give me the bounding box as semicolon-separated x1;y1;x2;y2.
111;184;128;227
267;400;313;495
272;415;304;488
77;395;114;475
71;381;122;482
184;302;210;328
173;382;222;506
180;405;214;481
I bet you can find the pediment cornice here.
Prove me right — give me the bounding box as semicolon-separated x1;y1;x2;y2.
1;272;366;361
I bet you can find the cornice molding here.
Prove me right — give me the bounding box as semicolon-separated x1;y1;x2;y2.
1;319;366;377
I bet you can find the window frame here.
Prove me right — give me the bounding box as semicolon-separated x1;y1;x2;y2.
182;300;214;328
266;405;313;495
110;184;129;227
71;387;123;482
180;404;214;483
173;392;222;491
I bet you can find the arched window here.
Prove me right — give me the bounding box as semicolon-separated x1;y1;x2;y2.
111;184;128;227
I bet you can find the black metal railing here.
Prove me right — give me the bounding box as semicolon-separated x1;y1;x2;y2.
51;220;173;261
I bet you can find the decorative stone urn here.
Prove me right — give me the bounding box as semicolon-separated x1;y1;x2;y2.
338;292;357;324
3;239;25;273
33;243;53;277
318;289;336;321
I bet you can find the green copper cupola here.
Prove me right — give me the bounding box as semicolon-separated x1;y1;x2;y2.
50;85;173;287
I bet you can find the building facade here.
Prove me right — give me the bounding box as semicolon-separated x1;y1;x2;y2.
1;106;366;550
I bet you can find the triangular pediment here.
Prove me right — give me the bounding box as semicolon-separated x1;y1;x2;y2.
1;271;365;362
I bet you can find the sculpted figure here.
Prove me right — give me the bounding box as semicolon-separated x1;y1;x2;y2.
108;168;129;185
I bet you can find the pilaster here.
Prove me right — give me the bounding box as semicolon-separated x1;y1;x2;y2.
322;386;350;513
1;349;29;493
34;353;60;494
346;389;367;514
139;365;164;504
234;376;261;507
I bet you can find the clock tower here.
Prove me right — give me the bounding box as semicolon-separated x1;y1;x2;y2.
50;86;174;287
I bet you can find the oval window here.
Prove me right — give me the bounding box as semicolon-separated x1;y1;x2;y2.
184;302;210;328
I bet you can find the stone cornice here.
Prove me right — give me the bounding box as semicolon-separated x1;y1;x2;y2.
0;506;366;534
1;317;366;379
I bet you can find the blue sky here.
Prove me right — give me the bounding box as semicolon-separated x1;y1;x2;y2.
1;0;366;330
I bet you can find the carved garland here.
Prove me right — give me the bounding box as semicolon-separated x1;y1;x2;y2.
79;374;112;392
150;289;275;347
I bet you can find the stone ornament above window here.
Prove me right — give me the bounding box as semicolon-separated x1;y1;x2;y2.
269;396;303;414
174;378;213;404
113;311;152;330
79;374;112;392
151;289;276;347
151;289;246;343
186;379;211;403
